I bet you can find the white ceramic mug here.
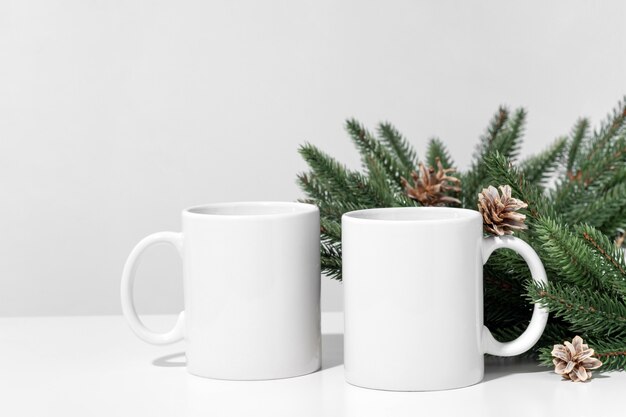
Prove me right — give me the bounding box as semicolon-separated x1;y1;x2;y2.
342;207;549;391
121;202;321;380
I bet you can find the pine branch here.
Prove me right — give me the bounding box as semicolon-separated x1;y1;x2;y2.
485;248;533;283
534;217;626;296
315;199;366;223
496;108;526;162
462;107;510;205
565;181;626;231
298;143;356;202
492;321;570;351
426;137;455;171
364;155;401;207
592;163;626;192
484;270;531;327
320;217;342;241
554;154;626;229
297;172;330;204
576;224;626;296
471;106;526;169
587;339;626;371
582;98;626;170
566;118;590;174
528;282;626;339
574;99;626;189
298;143;393;208
481;107;510;153
519;137;567;189
553;101;625;218
463;108;527;206
377;122;418;176
321;240;342;280
345;119;408;191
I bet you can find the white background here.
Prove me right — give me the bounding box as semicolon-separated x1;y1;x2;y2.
1;0;625;316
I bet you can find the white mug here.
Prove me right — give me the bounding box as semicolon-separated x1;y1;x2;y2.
121;202;321;380
342;207;548;391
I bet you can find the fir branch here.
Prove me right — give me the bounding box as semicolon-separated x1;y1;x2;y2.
576;224;626;297
553;101;626;218
534;217;624;294
580;227;626;275
590;339;626;371
484;270;530;327
377;122;418;175
519;137;567;189
565;181;626;230
298;143;356;202
345;119;408;191
364;155;400;207
297;172;330;204
554;158;626;230
592;164;626;193
321;240;342;280
496;108;526;162
574;99;626;189
566;118;590;175
528;282;626;339
463;108;528;206
320;217;342;241
298;143;392;208
426;137;455;171
537;347;554;367
482;107;510;151
492;321;570;351
582;98;626;168
462;107;510;205
485;248;533;282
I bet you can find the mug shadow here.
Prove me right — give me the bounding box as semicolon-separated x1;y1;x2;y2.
153;351;186;367
151;333;345;370
482;356;547;382
321;333;344;370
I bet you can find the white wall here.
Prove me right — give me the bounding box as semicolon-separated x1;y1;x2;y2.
1;0;625;316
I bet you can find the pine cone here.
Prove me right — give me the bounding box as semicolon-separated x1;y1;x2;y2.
401;158;461;206
552;336;602;382
477;185;527;236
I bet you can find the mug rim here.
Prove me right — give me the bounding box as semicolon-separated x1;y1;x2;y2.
183;201;319;219
342;206;482;224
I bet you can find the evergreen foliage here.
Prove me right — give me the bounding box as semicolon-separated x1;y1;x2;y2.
297;98;626;371
426;138;454;170
519;137;567;189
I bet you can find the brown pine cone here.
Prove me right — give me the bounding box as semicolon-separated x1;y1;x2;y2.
401;158;461;206
477;185;527;236
552;336;602;382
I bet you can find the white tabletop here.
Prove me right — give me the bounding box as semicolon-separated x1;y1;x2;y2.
1;313;623;417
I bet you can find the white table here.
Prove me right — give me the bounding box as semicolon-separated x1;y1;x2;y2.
1;313;623;417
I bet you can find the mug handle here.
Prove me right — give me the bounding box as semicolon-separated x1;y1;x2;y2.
481;236;549;356
121;232;185;345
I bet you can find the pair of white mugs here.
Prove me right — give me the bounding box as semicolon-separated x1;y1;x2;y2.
121;201;548;391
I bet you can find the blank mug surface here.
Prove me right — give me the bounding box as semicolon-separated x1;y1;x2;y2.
342;207;548;391
121;202;321;380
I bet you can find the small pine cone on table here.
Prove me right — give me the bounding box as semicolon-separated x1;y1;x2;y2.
477;185;528;236
552;336;602;382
